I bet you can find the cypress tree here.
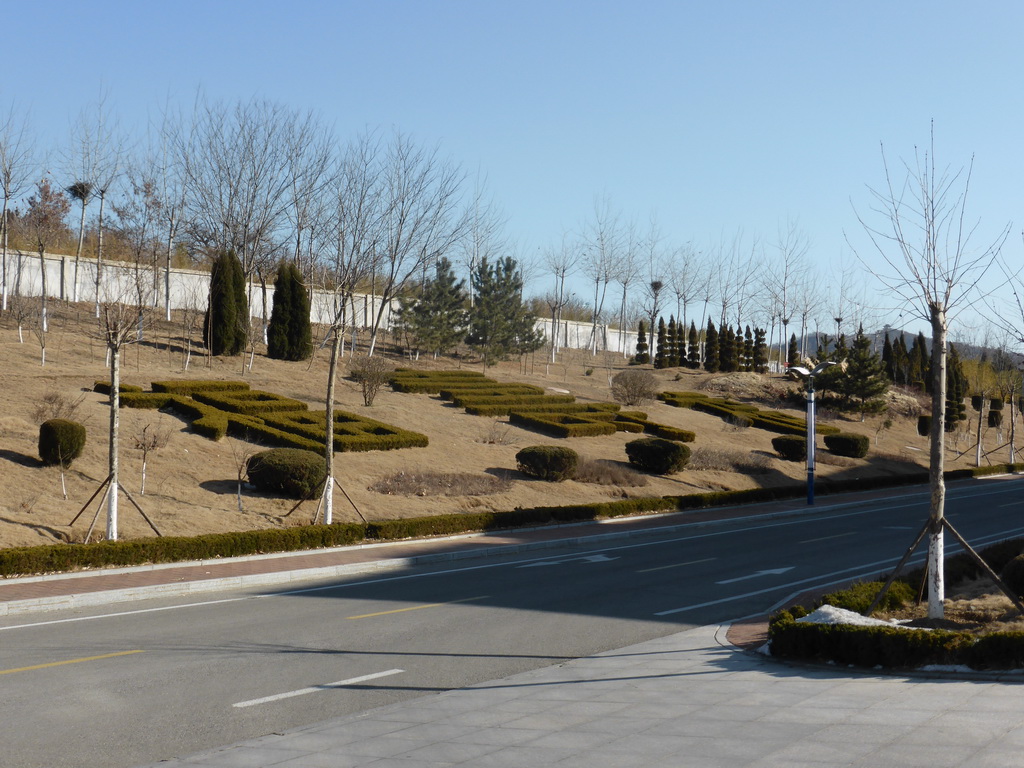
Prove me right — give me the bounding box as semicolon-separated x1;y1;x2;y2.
704;319;720;372
945;343;968;431
634;320;649;364
787;333;799;368
687;322;699;369
881;332;894;381
668;316;681;367
654;318;668;369
267;261;312;361
743;325;754;372
894;334;910;385
753;327;768;373
204;250;247;356
720;325;738;372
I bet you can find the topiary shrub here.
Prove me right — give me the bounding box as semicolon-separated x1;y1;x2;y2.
38;419;86;467
971;394;984;412
625;437;690;475
989;411;1004;429
515;445;579;481
771;435;806;462
917;415;931;436
1001;554;1024;597
246;448;326;499
823;432;869;459
991;397;1004;411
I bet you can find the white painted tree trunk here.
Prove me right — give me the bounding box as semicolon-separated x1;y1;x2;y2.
107;346;120;541
324;326;342;525
927;309;948;618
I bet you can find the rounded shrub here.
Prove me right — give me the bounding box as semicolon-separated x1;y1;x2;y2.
515;445;579;481
917;415;931;436
823;432;869;459
624;437;690;475
1001;554;1024;597
771;435;806;462
38;419;86;467
247;448;326;499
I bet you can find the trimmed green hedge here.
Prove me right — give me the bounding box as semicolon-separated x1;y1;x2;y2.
509;411;619;438
515;445;579;481
824;432;870;458
660;390;839;436
93;381;144;396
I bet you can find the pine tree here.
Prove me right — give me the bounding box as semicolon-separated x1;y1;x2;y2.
787;333;799;368
267;261;312;361
654;317;668;369
465;256;542;366
704;319;720;372
634;320;649;364
840;324;889;418
204;250;248;356
397;257;467;358
687;322;700;369
753;327;768;373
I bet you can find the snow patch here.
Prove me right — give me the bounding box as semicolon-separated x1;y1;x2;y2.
796;604;900;628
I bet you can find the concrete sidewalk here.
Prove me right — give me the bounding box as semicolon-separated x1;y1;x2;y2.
136;623;1024;768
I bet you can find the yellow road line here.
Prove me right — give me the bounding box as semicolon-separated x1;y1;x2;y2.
0;649;144;676
347;595;489;620
638;557;716;574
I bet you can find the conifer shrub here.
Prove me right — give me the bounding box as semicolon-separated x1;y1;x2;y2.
823;432;870;459
266;261;313;361
991;397;1004;411
971;394;984;411
515;445;579;481
625;437;690;474
772;435;806;462
917;415;931;436
246;448;326;499
989;411;1004;429
38;419;87;467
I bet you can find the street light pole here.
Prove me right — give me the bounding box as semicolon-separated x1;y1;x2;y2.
791;361;836;506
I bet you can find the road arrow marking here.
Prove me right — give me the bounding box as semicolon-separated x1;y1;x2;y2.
233;669;404;708
715;567;794;585
518;554;618;568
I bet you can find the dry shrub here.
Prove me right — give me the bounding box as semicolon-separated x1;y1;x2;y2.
816;452;854;467
478;419;515;445
370;471;512;497
573;459;648;487
689;447;773;474
31;391;86;425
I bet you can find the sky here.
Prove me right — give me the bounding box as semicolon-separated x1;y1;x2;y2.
4;1;1024;343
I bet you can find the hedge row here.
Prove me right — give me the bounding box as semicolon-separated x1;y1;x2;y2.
389;370;489;394
660;390;840;436
5;464;1023;577
509;411;620;438
0;497;677;577
94;381;144;396
108;380;428;453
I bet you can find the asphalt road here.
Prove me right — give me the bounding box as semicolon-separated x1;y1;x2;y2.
3;477;1023;768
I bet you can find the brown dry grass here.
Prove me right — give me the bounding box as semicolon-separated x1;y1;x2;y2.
0;301;1010;551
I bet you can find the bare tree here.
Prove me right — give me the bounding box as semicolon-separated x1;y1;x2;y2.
543;234;579;363
24;177;70;364
365;132;466;356
612;221;641;357
667;242;700;349
132;422;170;495
581;196;620;355
853;128;1009;618
284;110;335;281
768;220;810;368
0;103;35;313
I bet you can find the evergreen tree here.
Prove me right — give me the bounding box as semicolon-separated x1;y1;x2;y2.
742;325;754;372
634;320;650;364
267;261;312;361
946;343;968;431
687;322;700;369
654;317;668;369
397;257;467;358
753;327;768;373
909;332;930;391
787;333;800;368
704;319;720;372
881;332;894;381
668;316;681;367
840;324;889;417
720;325;738;372
894;334;910;385
203;250;248;356
465;256;542;366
